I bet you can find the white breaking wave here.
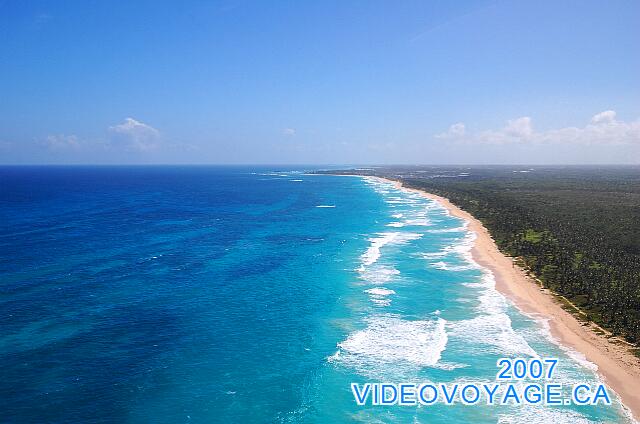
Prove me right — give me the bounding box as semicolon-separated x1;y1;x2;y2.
497;403;599;424
386;222;405;227
315;205;335;208
421;251;448;259
364;287;396;296
258;172;289;177
403;217;431;226
440;231;477;261
358;265;400;285
448;270;537;357
369;298;391;307
419;232;476;262
360;232;422;267
329;315;448;380
425;225;468;233
430;261;478;272
448;310;537;357
364;287;396;307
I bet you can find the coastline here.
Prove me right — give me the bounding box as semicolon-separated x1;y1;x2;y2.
367;175;640;421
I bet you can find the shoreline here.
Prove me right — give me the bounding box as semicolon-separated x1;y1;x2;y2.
366;175;640;421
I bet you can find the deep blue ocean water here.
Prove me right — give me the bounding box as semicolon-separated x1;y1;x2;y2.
0;167;633;423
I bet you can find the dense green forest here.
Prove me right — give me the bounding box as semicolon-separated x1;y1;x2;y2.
322;166;640;345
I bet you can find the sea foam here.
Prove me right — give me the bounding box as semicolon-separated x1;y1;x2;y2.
360;232;422;267
329;315;448;379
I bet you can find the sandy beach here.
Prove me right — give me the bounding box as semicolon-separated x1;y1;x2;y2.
371;176;640;421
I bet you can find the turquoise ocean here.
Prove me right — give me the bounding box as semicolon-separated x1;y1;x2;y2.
0;166;633;423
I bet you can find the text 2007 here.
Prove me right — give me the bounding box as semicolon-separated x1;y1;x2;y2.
496;358;558;380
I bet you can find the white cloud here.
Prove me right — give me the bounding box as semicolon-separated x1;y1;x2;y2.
108;118;160;152
43;134;81;150
436;122;466;139
438;110;640;145
591;110;616;124
502;117;533;138
282;128;296;136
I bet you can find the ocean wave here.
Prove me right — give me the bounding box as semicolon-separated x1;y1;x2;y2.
433;362;469;370
430;260;478;272
419;232;475;262
329;315;448;379
403;217;432;226
369;298;391;307
385;197;408;204
449;269;538;356
441;231;476;260
358;265;400;285
364;287;396;296
364;287;396;307
425;225;468;233
386;222;405;227
360;232;422;267
448;311;537;357
497;404;598;424
421;251;448;259
258;172;289;177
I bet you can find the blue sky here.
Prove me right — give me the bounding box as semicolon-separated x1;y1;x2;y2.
1;0;638;164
